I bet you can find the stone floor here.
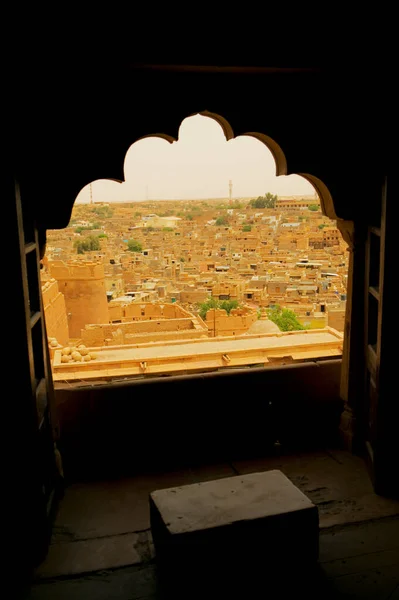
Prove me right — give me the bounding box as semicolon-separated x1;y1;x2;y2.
24;449;399;599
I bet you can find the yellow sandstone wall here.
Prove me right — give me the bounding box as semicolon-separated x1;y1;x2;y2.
109;304;123;322
327;309;346;332
180;289;209;303
299;316;327;329
109;302;189;321
296;237;309;250
206;308;258;337
49;261;109;338
81;317;203;346
42;279;69;345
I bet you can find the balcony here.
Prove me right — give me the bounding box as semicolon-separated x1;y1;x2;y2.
54;360;343;478
25;360;399;598
28;448;399;599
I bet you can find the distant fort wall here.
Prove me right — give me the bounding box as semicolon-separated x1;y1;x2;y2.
41;279;69;345
49;260;109;338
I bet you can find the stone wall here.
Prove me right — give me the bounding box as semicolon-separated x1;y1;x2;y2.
42;279;69;345
327;309;346;332
180;289;209;304
81;317;204;346
54;360;343;480
206;308;258;337
49;260;110;338
108;301;192;322
212;282;244;299
122;329;207;344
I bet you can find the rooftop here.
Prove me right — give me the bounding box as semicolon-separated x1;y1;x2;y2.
52;328;343;382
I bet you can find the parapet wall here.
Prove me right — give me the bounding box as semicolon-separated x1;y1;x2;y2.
206;308;258;337
49;260;105;280
108;301;191;322
81;317;207;346
54;359;343;480
113;328;207;345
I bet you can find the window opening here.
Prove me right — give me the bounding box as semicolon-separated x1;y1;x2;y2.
42;114;348;385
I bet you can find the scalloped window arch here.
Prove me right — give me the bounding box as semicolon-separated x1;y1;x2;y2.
43;112;347;384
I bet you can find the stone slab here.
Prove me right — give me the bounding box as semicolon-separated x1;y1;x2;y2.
150;469;319;573
232;451;399;528
35;533;141;578
26;517;399;600
50;471;194;542
27;564;158;600
150;469;316;535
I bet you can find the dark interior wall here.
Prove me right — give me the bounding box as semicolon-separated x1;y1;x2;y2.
13;64;388;231
9;53;394;577
55;360;343;481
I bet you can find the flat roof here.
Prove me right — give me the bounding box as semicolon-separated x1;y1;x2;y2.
52;328;343;381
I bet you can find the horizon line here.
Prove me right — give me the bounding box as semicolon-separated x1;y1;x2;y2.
75;194;318;205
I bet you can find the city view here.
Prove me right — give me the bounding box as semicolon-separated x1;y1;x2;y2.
42;116;349;385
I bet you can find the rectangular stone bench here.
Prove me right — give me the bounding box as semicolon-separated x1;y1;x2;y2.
150;469;319;582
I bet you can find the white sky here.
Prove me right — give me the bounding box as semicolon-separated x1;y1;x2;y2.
75;115;316;203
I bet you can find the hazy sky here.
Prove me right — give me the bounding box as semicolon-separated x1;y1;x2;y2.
75;115;316;203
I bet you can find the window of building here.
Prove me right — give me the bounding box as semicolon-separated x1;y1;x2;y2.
42;113;347;387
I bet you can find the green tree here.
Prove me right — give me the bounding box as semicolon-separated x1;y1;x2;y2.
242;224;252;232
308;204;320;211
318;223;327;229
215;216;229;226
186;214;194;221
264;192;278;207
197;298;239;320
73;235;101;254
249;192;277;209
89;235;101;250
219;300;238;314
198;297;219;319
266;305;306;332
74;239;85;254
127;239;143;252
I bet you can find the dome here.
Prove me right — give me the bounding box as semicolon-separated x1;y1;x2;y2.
245;310;280;335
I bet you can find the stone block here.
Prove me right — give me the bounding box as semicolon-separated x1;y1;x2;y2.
150;469;319;578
